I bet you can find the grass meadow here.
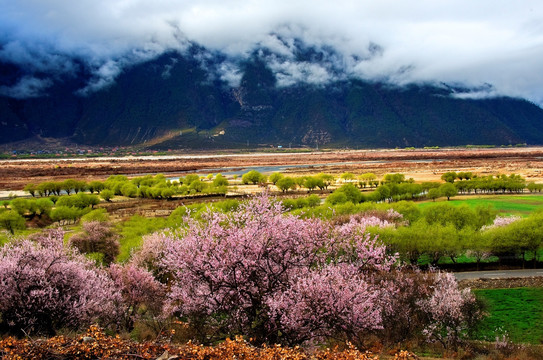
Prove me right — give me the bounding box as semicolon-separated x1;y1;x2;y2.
418;194;543;216
473;287;543;344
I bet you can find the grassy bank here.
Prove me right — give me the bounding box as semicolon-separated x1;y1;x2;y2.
418;195;543;216
473;287;543;344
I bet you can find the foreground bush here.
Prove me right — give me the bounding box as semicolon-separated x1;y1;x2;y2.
69;221;120;265
0;195;481;349
109;263;166;331
0;230;121;335
137;195;480;347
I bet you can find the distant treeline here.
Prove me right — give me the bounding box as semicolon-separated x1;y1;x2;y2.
23;173;230;200
325;172;541;205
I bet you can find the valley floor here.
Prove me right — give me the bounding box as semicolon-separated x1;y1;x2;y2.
1;146;543;191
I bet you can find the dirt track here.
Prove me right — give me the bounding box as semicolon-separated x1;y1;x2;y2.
1;147;543;191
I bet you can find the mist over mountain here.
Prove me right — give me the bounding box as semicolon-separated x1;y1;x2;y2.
1;44;543;149
1;1;543;149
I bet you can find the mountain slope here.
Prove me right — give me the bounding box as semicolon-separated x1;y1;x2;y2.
1;52;543;149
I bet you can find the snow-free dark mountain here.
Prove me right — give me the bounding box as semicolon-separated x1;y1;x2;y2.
2;50;543;149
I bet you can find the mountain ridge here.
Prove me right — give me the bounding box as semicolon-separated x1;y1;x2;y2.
1;50;543;149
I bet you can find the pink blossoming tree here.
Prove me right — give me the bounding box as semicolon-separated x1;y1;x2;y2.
0;230;121;335
69;221;120;265
418;272;482;349
109;263;166;330
140;194;474;346
159;196;339;343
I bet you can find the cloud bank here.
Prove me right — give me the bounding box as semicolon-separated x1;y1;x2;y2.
1;0;543;104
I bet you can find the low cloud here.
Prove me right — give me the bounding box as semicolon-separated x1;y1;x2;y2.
269;59;333;87
77;60;123;95
216;61;243;87
1;1;543;104
0;41;78;75
0;76;53;98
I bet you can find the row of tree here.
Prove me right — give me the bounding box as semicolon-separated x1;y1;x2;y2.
22;173;230;202
326;181;458;205
453;174;526;194
243;170;335;192
283;197;542;269
23;171;540;202
325;172;543;205
440;171;543;193
376;210;543;269
131;188;543;272
0;193;104;233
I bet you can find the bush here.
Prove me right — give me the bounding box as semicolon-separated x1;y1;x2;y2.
212;173;229;187
168;203;206;223
182;174;200;186
326;191;348;205
213;199;240;213
9;198;36;216
423;203;478;230
50;206;87;224
35;198;54;217
121;183;138;197
0;230;120;335
161;187;175;199
281;195;321;211
188;179;207;193
100;189;114;202
306;194;321;207
81;208;109;223
276;177;296;192
0;210;26;234
56;193;100;209
138;195;480;347
109;264;166;330
330;184;363;204
391;201;421;223
69;221;120;265
242;170;266;185
281;198;297;210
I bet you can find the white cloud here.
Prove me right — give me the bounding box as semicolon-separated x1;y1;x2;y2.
77;60;123;95
0;76;53;98
0;0;543;103
269;59;333;87
217;62;243;87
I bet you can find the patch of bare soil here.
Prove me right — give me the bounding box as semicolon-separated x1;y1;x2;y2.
97;195;243;221
459;277;543;289
1;147;543;190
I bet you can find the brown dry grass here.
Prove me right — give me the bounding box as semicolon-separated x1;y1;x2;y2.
1;147;543;191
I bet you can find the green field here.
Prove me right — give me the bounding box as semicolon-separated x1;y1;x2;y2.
473;287;543;344
418;194;543;216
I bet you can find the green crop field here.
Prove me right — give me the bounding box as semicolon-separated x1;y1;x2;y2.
418;194;543;216
473;287;543;344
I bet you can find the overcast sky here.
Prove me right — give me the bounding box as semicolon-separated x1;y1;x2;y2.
1;0;543;104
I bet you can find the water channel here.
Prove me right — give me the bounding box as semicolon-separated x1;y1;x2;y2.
165;159;445;181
